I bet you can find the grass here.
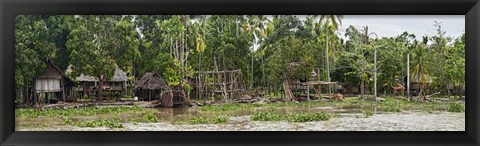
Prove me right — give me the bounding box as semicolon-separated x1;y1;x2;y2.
131;113;159;123
212;115;228;124
174;115;229;124
250;112;284;121
200;97;451;113
63;117;123;128
200;103;264;112
17;106;160;128
250;112;331;122
364;111;374;117
447;102;464;112
16;106;150;118
187;116;208;124
17;96;461;129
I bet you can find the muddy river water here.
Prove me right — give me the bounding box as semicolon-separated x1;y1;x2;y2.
16;105;465;131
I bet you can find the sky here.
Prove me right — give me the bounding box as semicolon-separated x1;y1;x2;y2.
252;15;465;49
335;15;465;40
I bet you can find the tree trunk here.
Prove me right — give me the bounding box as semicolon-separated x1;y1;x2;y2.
326;30;331;94
446;82;450;98
262;58;266;93
374;48;377;99
32;78;37;105
361;61;365;98
98;77;104;101
251;48;254;89
407;53;410;100
283;79;294;102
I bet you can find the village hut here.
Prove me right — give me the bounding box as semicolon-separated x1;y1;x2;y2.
134;72;170;101
75;73;98;98
75;68;129;98
404;75;432;96
34;60;74;103
106;68;129;92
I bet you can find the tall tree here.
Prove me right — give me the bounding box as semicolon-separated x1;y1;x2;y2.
319;15;343;94
67;15;118;100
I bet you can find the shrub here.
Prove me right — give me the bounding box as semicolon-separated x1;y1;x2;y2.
132;113;159;123
187;116;208;124
286;112;330;122
212;115;228;124
447;103;464;112
364;111;374;117
250;112;284;121
251;112;331;122
64;118;123;128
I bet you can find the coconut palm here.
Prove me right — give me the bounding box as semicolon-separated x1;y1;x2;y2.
319;15;343;94
410;41;432;99
361;25;378;97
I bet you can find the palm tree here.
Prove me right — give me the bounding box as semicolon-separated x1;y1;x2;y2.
361;25;377;98
319;15;343;94
246;15;270;89
410;41;432;100
361;25;377;45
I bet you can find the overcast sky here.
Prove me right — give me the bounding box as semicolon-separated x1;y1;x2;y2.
337;15;465;40
253;15;465;49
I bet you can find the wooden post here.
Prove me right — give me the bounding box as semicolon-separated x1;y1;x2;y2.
61;79;66;102
307;82;310;101
317;68;321;99
33;78;37;105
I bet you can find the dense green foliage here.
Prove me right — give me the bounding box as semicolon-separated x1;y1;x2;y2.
15;15;465;102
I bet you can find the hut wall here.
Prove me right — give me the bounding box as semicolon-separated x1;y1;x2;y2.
107;82;125;91
35;63;63;93
35;78;61;93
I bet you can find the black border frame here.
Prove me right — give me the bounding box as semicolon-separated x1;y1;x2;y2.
1;0;479;146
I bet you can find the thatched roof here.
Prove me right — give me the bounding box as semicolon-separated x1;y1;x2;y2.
111;68;128;82
134;72;170;90
75;68;128;82
39;60;74;83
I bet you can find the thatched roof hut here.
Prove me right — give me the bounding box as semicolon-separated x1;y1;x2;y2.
35;60;75;102
75;68;128;82
134;72;170;91
111;68;128;82
36;60;74;93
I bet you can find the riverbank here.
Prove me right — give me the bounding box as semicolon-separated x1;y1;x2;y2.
15;97;465;131
16;111;464;131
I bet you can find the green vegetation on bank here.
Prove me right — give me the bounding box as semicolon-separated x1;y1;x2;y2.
251;112;331;122
15;106;153;118
174;115;229;124
15;97;464;129
200;97;461;113
63;118;124;128
447;102;465;112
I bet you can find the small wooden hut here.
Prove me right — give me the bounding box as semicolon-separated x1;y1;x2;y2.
75;68;128;98
404;75;432;96
106;68;129;92
34;60;74;103
134;72;170;101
